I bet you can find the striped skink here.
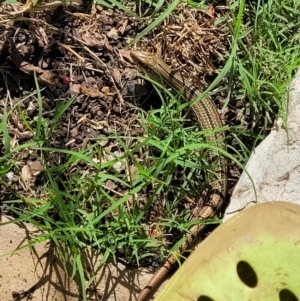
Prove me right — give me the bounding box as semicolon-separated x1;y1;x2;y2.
130;50;227;301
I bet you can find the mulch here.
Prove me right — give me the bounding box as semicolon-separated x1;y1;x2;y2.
0;0;241;265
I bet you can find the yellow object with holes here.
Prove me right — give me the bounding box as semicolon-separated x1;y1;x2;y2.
153;201;300;301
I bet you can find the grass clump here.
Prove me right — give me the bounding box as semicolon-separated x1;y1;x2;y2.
230;0;300;133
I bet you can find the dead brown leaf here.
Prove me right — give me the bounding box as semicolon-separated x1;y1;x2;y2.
28;161;43;176
9;38;58;89
111;68;121;86
80;82;104;98
21;165;32;182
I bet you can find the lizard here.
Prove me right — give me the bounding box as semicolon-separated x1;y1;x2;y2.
130;50;228;301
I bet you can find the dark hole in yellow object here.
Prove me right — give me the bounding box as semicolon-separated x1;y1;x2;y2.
236;260;258;288
197;296;214;301
279;289;299;301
